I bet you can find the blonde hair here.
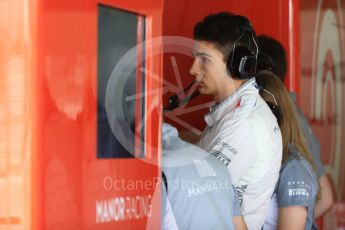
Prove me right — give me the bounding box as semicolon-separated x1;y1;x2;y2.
256;71;317;172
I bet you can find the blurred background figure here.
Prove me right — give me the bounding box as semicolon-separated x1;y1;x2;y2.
257;35;334;220
257;71;319;230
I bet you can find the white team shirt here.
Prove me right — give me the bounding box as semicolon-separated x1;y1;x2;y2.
198;78;283;230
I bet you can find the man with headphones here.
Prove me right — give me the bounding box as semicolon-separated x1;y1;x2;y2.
190;12;283;229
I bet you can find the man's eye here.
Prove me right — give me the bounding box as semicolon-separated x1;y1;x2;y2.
201;57;209;63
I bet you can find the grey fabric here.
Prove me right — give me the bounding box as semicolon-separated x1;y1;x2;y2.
276;147;318;230
295;106;324;176
162;123;240;230
290;92;324;176
232;185;242;216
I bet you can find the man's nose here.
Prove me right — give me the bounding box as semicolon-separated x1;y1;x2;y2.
189;61;200;77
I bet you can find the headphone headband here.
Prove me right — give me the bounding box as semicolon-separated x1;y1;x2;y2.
227;21;258;79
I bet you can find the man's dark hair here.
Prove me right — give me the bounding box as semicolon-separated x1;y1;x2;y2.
193;12;257;62
257;35;287;82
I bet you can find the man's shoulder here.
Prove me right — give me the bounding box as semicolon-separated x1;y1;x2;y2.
224;96;276;127
218;94;260;123
216;97;278;138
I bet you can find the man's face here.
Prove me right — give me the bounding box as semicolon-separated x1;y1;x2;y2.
189;41;229;97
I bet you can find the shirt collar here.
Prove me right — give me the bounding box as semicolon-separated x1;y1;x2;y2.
204;77;258;127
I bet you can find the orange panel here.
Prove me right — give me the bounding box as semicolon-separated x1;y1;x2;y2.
1;0;163;229
36;0;163;229
0;0;38;229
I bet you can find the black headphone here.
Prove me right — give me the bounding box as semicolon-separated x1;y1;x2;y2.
256;79;282;125
257;51;277;74
266;101;282;126
226;20;258;80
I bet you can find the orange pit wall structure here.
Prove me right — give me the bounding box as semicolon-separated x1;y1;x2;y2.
1;0;345;229
1;0;163;229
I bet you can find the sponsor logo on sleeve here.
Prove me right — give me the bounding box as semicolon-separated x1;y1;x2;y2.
210;138;238;166
210;150;231;166
287;180;311;198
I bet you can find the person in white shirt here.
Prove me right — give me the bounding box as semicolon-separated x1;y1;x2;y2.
189;12;283;229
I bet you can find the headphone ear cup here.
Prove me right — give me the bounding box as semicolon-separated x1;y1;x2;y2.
227;46;256;79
